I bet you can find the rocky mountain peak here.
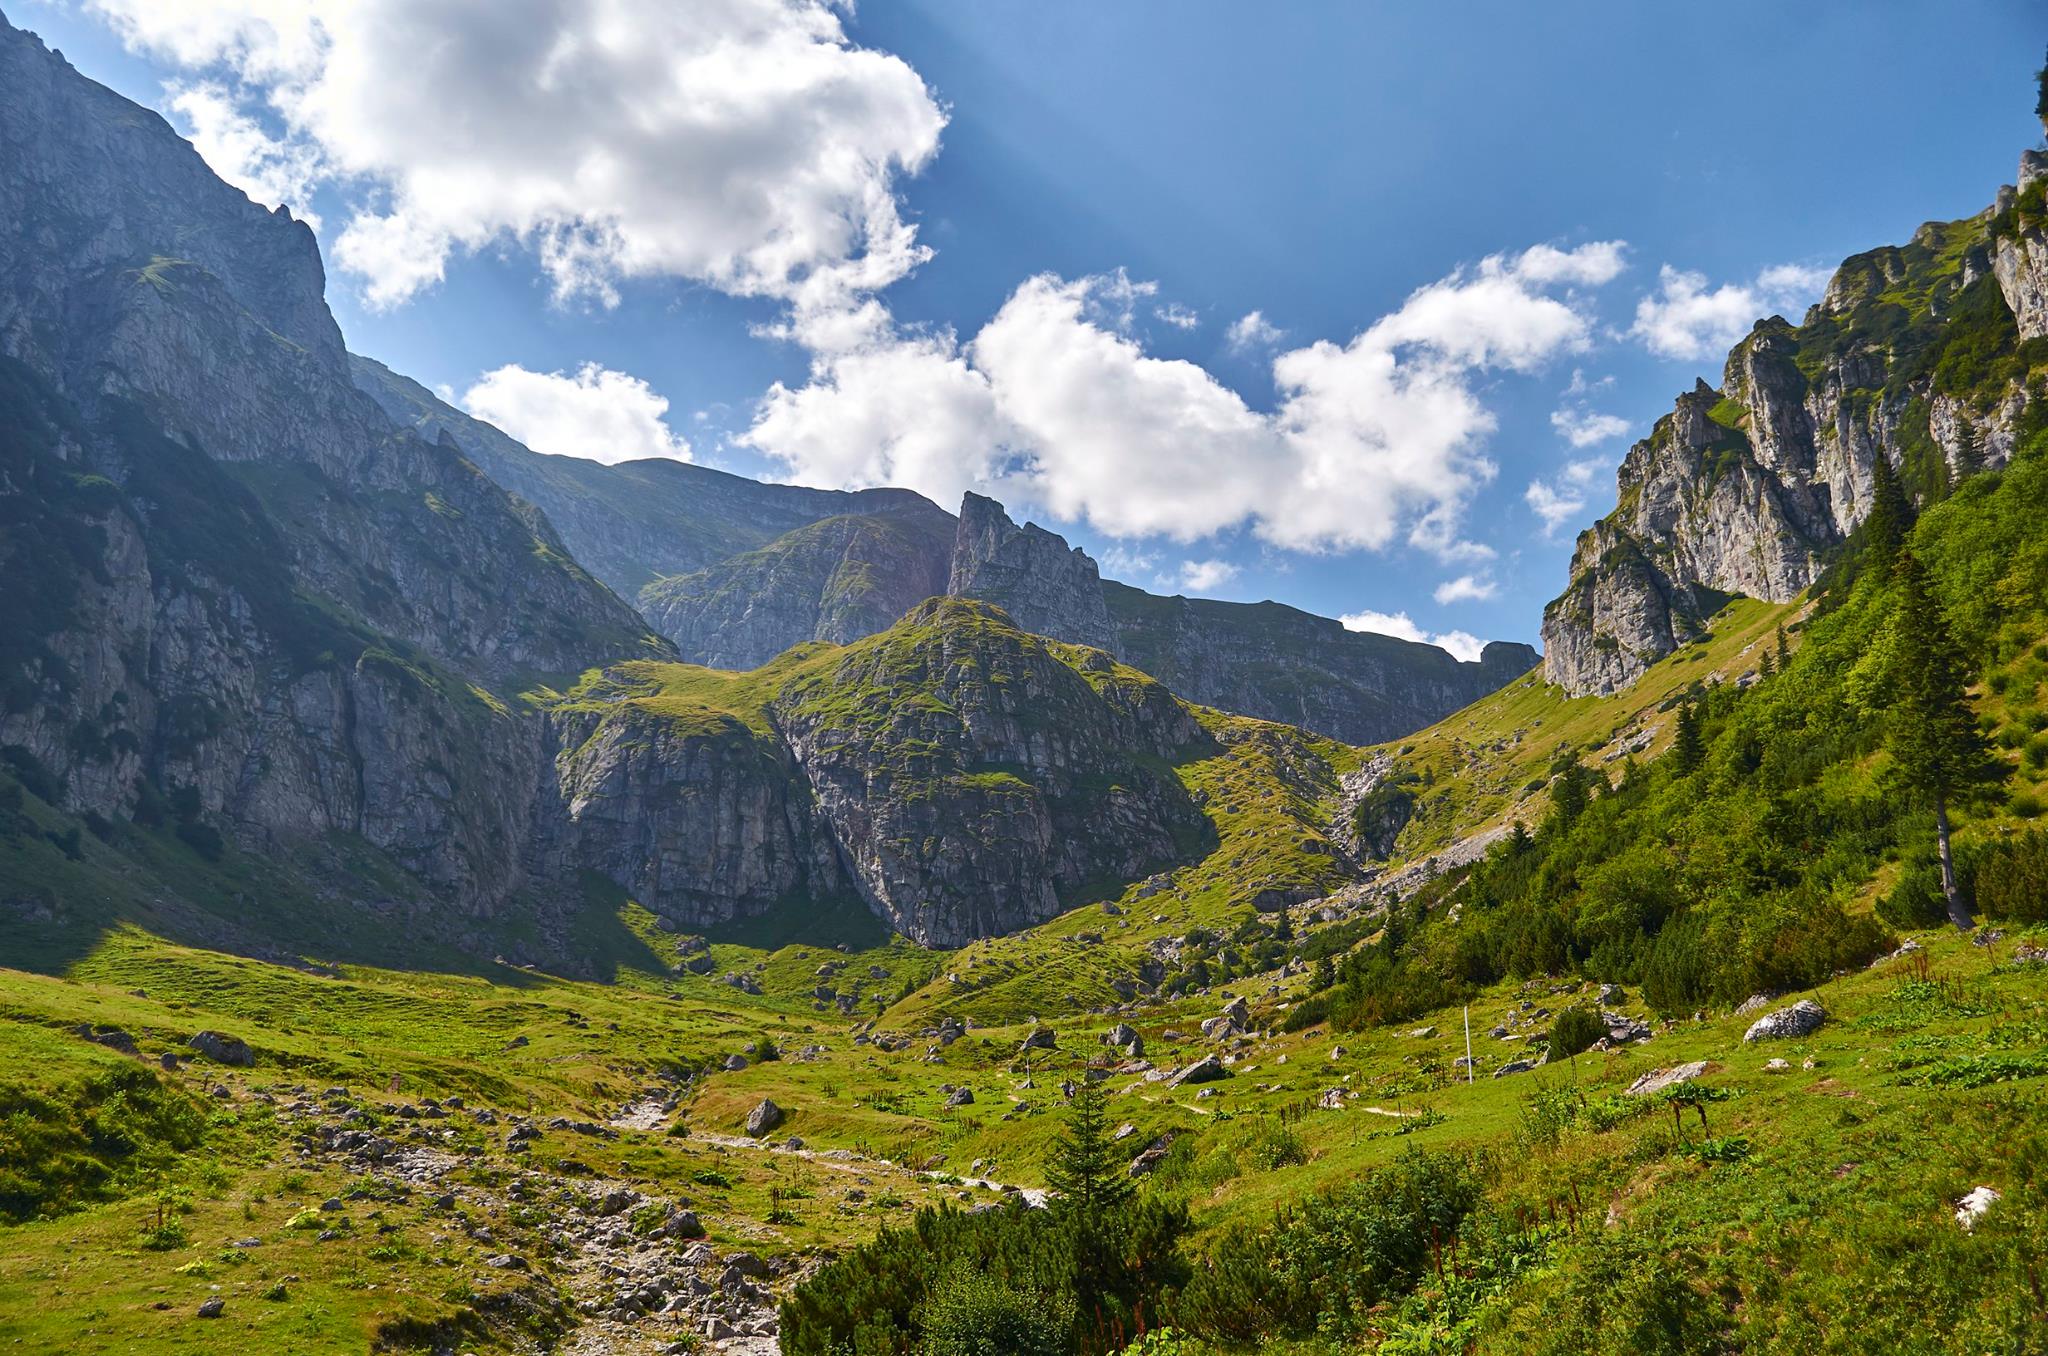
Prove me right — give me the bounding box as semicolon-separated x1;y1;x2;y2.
1543;147;2047;696
946;492;1116;650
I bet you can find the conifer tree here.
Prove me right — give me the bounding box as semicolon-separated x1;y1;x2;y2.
1775;622;1791;670
1671;699;1705;775
1889;551;1997;929
2036;43;2048;131
1311;955;1337;992
1863;451;1909;573
1047;1082;1132;1219
1951;420;1983;482
1548;759;1593;829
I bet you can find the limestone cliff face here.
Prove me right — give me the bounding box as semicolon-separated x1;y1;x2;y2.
946;493;1118;651
0;16;663;911
533;601;1216;946
1543;151;2046;696
639;506;955;669
946;496;1537;744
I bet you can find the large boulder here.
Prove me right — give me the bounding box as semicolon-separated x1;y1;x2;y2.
188;1031;254;1067
1742;999;1825;1043
744;1099;783;1137
1168;1054;1230;1087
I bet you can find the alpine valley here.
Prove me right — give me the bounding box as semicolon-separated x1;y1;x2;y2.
3;10;2048;1356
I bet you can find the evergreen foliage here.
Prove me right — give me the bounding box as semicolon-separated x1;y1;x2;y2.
1887;551;2000;927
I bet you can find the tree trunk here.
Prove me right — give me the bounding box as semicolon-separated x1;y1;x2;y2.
1935;796;1972;930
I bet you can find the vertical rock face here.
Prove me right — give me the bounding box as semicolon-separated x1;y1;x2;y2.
947;493;1118;651
947;495;1537;744
0;18;664;911
528;601;1218;946
1543;157;2044;696
1992;150;2048;341
638;507;955;669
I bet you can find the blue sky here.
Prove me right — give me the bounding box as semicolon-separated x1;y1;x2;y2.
18;0;2045;652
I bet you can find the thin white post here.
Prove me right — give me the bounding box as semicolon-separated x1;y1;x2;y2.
1464;1005;1474;1084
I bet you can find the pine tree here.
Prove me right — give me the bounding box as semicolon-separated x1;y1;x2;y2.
1863;451;1910;573
1046;1082;1132;1219
1775;622;1791;670
1759;648;1776;679
1888;551;1998;929
1311;955;1337;992
1548;759;1592;829
1952;420;1983;482
2037;42;2048;131
1672;699;1705;775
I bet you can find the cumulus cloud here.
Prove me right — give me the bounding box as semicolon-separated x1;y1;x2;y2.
1177;559;1239;593
1630;261;1832;361
1433;573;1498;605
747;241;1626;556
1225;310;1284;351
1339;610;1486;662
1524;455;1609;535
1524;479;1586;533
1549;406;1631;448
91;0;946;309
461;363;690;464
1154;303;1200;331
166;81;326;226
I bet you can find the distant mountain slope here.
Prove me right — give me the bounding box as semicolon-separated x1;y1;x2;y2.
1543;149;2048;695
637;505;957;669
350;354;942;598
951;495;1541;745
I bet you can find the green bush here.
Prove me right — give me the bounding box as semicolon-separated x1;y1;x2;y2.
1975;828;2048;922
1878;860;1948;927
1173;1149;1480;1345
918;1269;1075;1356
1547;1006;1606;1063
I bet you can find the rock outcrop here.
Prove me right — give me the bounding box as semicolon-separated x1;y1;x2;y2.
1543;153;2046;696
947;492;1117;650
0;17;665;911
949;497;1539;744
639;506;955;669
542;600;1217;946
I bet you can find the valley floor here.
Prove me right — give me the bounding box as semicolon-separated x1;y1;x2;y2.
1;912;2043;1354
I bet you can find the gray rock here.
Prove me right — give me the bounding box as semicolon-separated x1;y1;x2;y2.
1169;1054;1230;1087
1492;1059;1538;1079
1743;999;1825;1043
187;1031;254;1067
744;1099;783;1137
1626;1061;1710;1097
196;1298;225;1319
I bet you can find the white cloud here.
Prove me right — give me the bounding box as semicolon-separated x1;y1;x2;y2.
1225;310;1284;351
1549;406;1631;447
1433;573;1498;605
1154;303;1200;331
90;0;946;309
1339;610;1486;662
461;363;690;464
1629;261;1832;361
166;81;325;227
748;241;1627;558
1524;479;1586;533
1177;559;1239;593
1099;544;1158;579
